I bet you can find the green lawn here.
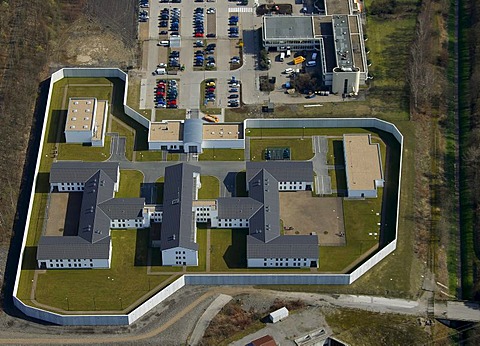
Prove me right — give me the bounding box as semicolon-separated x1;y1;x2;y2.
328;168;347;192
155;108;186;121
250;138;313;161
110;118;134;161
155;177;164;204
136;150;164;162
246;127;373;137
187;227;207;272
126;78;151;120
31;230;174;312
198;176;220;199
58;138;111;161
199;149;245;161
319;191;383;272
116;170;144;198
210;229;248;271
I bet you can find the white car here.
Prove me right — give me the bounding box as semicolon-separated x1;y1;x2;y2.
284;68;294;74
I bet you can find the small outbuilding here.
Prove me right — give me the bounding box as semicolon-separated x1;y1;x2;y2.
246;335;277;346
268;307;289;323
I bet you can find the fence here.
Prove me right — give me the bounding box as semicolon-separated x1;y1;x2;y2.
12;68;403;325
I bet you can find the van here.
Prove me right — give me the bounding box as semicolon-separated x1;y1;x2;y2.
284;68;294;74
280;52;285;62
154;68;166;75
306;61;316;67
286;49;291;58
158;40;170;46
311;52;318;60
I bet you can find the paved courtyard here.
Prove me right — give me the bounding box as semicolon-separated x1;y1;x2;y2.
44;192;82;237
279;192;345;246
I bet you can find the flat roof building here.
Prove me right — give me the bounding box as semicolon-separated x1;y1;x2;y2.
343;134;384;198
65;98;108;147
148;119;244;153
261;14;368;94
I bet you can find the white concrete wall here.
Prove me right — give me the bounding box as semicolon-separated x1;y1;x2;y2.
13;68;403;326
202;139;245;149
162;247;198;266
248;258;316;268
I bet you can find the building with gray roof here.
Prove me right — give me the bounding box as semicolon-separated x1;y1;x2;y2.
262;14;368;95
37;162;147;270
246;161;313;191
50;161;120;192
160;163;201;266
183;119;203;154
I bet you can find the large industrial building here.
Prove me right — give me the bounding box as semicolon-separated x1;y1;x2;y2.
262;14;368;95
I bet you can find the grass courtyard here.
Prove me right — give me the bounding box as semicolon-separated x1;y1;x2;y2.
20;230;175;312
249;138;314;161
116;170;144;198
198;176;220;200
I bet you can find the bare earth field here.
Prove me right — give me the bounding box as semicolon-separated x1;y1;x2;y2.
44;193;82;237
279;192;345;246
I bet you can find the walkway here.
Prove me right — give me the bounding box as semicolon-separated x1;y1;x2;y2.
188;294;233;346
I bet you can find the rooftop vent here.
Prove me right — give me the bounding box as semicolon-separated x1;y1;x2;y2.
74;101;79;105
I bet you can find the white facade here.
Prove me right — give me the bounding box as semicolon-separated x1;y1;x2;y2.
148;141;183;151
38;258;111;269
331;67;361;96
347;180;384;198
53;182;84;192
247;257;317;268
269;307;289;323
202;139;245;150
194;206;214;223
278;181;311;191
162;247;198;266
211;218;250;228
91;102;109;147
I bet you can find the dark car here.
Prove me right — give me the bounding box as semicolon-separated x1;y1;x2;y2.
206;33;216;38
159;30;168;35
159;21;168;27
228;94;239;99
170;51;180;57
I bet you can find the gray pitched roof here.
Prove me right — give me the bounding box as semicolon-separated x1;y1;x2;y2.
246;161;313;185
160;163;200;251
99;198;145;220
246;234;318;259
49;161;119;184
37;236;111;260
217;197;262;219
248;169;280;243
77;170;114;243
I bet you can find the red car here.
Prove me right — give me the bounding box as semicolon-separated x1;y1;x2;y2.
194;32;204;37
207;87;215;92
167;100;177;105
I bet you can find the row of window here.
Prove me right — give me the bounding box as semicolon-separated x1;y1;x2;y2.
61;186;82;191
49;259;93;263
175;256;186;260
264;262;307;267
195;207;211;211
51;263;94;268
62;182;83;186
175;261;187;265
175;251;186;255
264;258;308;262
279;181;303;185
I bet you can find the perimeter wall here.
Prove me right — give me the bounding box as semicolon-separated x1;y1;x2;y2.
12;68;403;325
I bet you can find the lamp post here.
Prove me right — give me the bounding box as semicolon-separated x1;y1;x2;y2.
302;126;305;140
65;297;69;311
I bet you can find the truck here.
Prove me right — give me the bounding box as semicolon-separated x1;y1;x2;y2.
203;114;219;123
293;56;305;65
279;52;285;62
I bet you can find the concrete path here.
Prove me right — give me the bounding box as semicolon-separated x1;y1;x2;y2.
188;294;233;346
206;228;211;272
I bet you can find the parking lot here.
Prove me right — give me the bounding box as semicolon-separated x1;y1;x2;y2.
139;0;347;114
